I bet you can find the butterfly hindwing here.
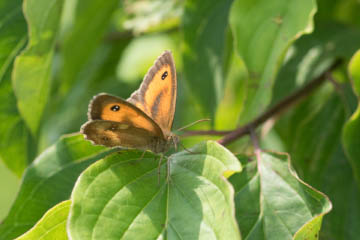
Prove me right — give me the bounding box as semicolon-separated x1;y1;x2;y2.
81;120;159;149
128;51;177;135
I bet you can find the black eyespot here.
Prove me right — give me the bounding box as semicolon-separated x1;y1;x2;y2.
111;105;120;111
161;71;168;80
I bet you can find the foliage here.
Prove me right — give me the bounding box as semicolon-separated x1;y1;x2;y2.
0;0;359;239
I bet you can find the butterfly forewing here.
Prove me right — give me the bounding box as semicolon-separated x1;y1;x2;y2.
87;93;164;138
128;51;177;135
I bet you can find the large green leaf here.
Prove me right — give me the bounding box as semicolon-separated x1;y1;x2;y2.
16;200;70;240
182;0;233;118
320;146;360;239
230;152;331;240
59;0;120;95
12;0;64;135
0;134;114;240
230;0;316;123
0;0;30;176
343;49;360;186
68;141;242;240
288;94;345;186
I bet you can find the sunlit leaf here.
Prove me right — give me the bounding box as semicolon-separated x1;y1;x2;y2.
68;141;242;240
16;201;70;240
12;0;64;135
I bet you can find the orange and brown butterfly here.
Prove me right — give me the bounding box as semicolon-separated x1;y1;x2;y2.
81;50;179;154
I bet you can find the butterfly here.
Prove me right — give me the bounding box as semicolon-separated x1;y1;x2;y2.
81;51;179;154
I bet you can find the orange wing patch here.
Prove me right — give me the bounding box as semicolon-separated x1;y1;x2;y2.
89;94;163;138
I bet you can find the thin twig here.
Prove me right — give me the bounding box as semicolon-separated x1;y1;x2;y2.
217;59;342;145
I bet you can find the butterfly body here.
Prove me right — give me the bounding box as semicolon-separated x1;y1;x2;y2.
81;51;178;154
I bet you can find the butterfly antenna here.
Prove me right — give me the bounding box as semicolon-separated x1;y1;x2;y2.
175;119;211;132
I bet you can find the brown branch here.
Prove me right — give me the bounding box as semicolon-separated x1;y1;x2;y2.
217;59;342;145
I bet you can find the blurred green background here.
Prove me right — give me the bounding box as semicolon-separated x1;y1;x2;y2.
1;0;360;239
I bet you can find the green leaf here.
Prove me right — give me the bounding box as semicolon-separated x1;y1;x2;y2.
182;0;233;118
68;141;242;240
230;0;316;123
319;146;360;239
12;0;65;135
59;0;120;95
0;134;114;240
230;152;331;239
272;22;360;104
343;49;360;186
16;200;70;240
0;0;31;176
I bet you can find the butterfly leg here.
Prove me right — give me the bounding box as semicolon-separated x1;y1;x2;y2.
157;153;164;185
166;155;172;183
139;150;147;161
